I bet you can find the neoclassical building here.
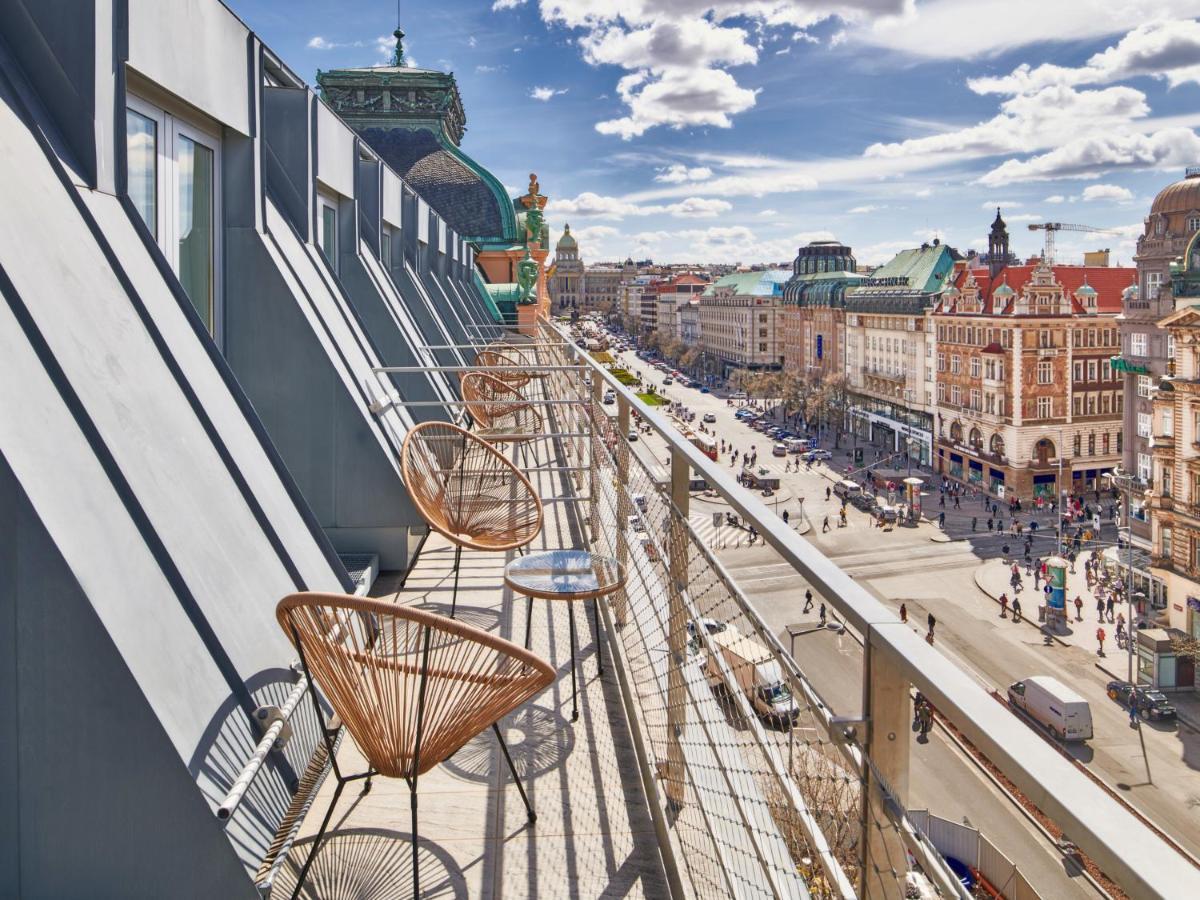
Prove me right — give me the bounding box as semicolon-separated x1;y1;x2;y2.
1121;169;1200;535
548;224;583;311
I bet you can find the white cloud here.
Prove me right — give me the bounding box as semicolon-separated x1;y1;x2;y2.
1081;183;1135;201
981;200;1019;209
654;163;714;183
546;191;731;219
492;0;524;9
570;224;621;246
467;36;478;48
530;86;569;101
476;64;507;74
1004;213;1045;222
913;187;932;197
978;126;1200;185
853;1;1200;60
1044;194;1066;203
308;36;334;49
849;204;884;214
857;239;915;266
758;208;779;217
968;20;1200;95
596;67;758;139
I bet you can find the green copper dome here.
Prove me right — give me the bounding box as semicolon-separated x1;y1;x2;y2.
557;224;577;249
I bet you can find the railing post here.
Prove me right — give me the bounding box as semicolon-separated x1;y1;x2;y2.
590;374;603;545
614;394;632;626
665;446;690;808
861;632;911;900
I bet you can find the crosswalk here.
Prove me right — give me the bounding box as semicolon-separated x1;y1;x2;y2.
686;508;810;548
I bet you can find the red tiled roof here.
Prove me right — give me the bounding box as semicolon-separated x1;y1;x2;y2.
950;263;1134;314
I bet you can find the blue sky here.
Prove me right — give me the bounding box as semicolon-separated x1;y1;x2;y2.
234;1;1200;266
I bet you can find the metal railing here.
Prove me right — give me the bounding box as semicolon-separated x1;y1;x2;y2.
533;319;1199;900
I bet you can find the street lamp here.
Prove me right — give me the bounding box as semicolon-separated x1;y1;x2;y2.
1041;425;1066;554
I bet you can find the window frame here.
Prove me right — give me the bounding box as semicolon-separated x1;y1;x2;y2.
126;92;223;339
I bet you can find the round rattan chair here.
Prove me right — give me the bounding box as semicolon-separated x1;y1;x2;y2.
400;421;543;617
460;371;544;440
277;592;554;900
474;348;533;389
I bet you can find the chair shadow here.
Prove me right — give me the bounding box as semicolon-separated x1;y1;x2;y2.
440;702;574;785
270;827;468;900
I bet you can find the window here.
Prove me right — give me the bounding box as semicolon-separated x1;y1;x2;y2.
951;385;961;406
951;355;961;374
937;382;946;401
1073;433;1081;456
1163;465;1174;497
1102;359;1112;381
1168;333;1176;362
1137;375;1154;399
1147;271;1163;299
1073;361;1084;382
970;357;981;378
1138;452;1151;483
125;95;221;335
1073;395;1083;416
1189;215;1200;233
1137;412;1152;437
1088;433;1095;456
1037;361;1053;384
126;109;157;238
1161;409;1174;436
1162;525;1173;558
1039;329;1052;349
1037;396;1053;418
1087;360;1098;381
319;196;338;271
381;224;393;269
1130;332;1148;358
970;389;981;410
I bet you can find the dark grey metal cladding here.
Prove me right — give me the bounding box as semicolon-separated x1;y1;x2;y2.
339;153;457;422
0;32;346;894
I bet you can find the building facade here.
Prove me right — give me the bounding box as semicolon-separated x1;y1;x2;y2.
780;241;862;379
932;260;1131;499
843;242;955;464
549;224;583;311
1122;170;1200;537
699;269;790;376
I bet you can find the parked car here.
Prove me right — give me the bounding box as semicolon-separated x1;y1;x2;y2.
772;443;788;457
686;618;738;658
1008;676;1093;741
1106;681;1178;720
700;386;710;393
805;449;833;461
730;391;748;400
663;377;674;386
627;430;638;442
603;391;616;405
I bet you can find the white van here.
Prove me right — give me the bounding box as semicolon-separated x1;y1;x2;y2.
1008;676;1093;741
730;391;748;400
703;631;800;727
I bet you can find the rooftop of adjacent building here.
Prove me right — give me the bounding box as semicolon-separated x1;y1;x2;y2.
702;268;790;297
1150;167;1200;217
942;260;1135;315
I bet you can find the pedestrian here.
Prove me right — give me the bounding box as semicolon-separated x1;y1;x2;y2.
987;517;993;532
918;701;933;737
1096;626;1106;656
826;486;831;501
972;516;977;532
1012;597;1022;622
1106;595;1115;622
927;612;936;641
782;509;790;525
999;593;1009;618
819;603;827;627
938;511;945;528
899;602;908;623
954;495;960;509
803;589;813;613
939;494;945;508
1074;595;1083;621
1096;597;1105;621
823;515;830;533
1033;559;1042;588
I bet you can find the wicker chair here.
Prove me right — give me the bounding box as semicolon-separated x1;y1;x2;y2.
400;421;543;617
475;348;532;389
277;592;554;900
460;371;544;439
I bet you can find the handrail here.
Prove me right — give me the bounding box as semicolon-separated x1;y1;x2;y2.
544;320;1200;899
217;674;309;821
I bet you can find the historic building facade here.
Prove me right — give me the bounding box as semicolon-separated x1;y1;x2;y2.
932;259;1131;499
843;242;955;464
699;269;790;376
780;241;862;378
583;264;623;316
549;224;583;312
1121;169;1200;536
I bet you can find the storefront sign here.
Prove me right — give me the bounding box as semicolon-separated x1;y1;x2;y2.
1174;603;1184;612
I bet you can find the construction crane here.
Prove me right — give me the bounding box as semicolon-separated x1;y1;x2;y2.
1026;222;1116;266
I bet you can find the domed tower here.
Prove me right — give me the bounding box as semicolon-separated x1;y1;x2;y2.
988;207;1010;279
1138;168;1200;300
549;224;584;311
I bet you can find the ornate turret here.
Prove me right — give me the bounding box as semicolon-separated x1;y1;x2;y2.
988;207;1009;279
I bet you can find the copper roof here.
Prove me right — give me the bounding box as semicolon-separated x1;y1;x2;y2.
1151;172;1200;216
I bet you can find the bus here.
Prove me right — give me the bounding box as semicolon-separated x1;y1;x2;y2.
690;433;718;461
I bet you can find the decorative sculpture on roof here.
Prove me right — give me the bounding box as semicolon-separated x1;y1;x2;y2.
516;247;538;305
518;173;547;248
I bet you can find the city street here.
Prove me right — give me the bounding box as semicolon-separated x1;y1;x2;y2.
607;341;1200;895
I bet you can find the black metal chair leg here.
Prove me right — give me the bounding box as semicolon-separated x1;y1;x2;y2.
289;775;348;900
568;602;579;722
409;775;420;899
594;598;604;676
493;722;536;823
450;544;462;618
524;594;534;650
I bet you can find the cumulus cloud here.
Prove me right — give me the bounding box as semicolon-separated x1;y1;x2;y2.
530;86;569;101
492;0;524;9
968;20;1200;95
1044;194;1066;203
1081;183;1135;201
596;67;758;139
476;64;507;74
849;204;885;213
981;200;1020;209
978;126;1200;185
655;163;714;183
547;191;732;219
307;36;334;49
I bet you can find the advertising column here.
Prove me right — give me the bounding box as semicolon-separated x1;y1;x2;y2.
1044;556;1068;632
